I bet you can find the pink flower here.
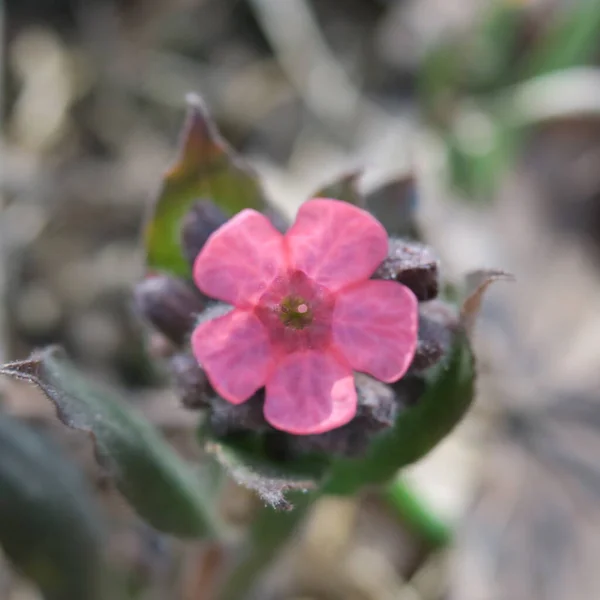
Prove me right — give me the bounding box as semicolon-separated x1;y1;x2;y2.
191;199;418;435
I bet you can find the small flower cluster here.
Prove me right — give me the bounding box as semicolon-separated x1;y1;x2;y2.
135;198;457;459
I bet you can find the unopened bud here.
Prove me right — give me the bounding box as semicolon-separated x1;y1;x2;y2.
374;239;439;301
410;301;457;372
134;275;204;345
181;200;228;268
208;392;269;436
169;353;213;408
391;374;426;407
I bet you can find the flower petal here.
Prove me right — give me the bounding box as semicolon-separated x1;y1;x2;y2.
264;350;356;434
332;280;418;382
191;309;274;404
285;198;388;291
193;209;286;307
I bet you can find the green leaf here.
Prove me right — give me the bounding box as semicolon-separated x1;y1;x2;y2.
0;414;104;600
466;2;525;93
312;171;363;205
419;39;464;127
421;2;524;112
219;492;314;600
521;0;600;79
323;332;475;495
0;347;222;539
145;94;268;277
201;429;328;510
446;113;520;200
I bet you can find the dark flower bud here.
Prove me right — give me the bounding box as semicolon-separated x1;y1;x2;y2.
181;200;228;268
373;238;439;301
410;300;458;373
354;373;400;430
133;275;204;345
169;353;213;409
208;392;269;436
391;374;426;408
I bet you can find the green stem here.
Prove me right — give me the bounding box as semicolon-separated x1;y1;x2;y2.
384;477;451;548
218;493;314;600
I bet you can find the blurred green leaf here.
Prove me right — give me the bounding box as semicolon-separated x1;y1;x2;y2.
1;348;222;539
0;414;104;600
145;94;267;277
419;1;523;113
464;2;527;94
323;332;475;495
421;1;524;111
447;112;520;200
521;0;600;79
312;171;363;205
419;39;464;127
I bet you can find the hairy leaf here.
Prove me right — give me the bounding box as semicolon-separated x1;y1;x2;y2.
0;414;104;600
205;439;318;511
200;423;329;509
1;348;222;538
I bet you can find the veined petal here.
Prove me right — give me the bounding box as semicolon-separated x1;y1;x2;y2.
191;309;274;404
285;199;388;291
332;280;418;382
264;350;356;434
194;209;286;307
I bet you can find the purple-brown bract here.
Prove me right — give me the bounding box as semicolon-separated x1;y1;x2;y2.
191;198;418;435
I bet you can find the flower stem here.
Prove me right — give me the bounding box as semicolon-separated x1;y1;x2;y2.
218;493;314;600
384;477;451;548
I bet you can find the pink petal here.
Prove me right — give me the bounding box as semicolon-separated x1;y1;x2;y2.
332;280;418;382
264;350;356;434
193;209;286;308
285;198;389;291
191;309;274;404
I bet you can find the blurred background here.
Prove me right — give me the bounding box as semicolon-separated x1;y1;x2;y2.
3;0;600;598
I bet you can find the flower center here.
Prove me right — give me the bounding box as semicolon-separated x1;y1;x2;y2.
254;269;335;354
280;296;312;329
